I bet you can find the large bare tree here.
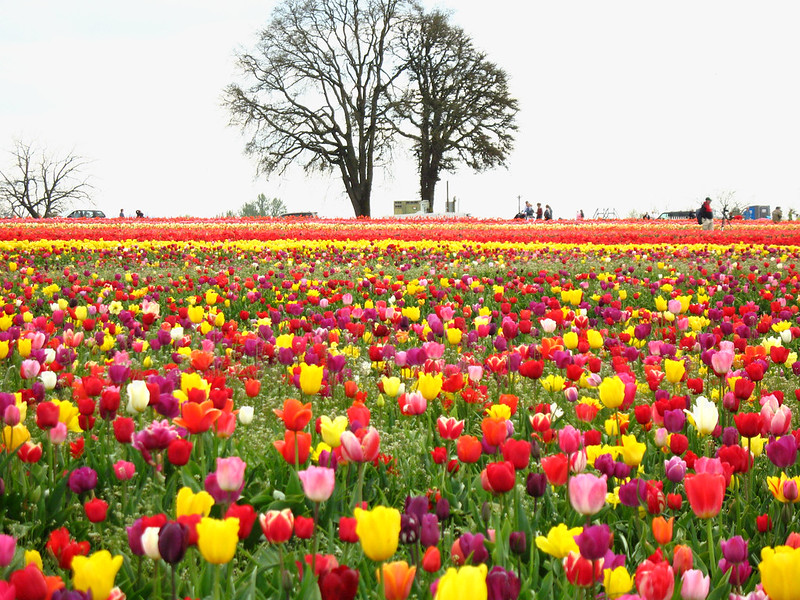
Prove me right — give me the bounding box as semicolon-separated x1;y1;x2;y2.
0;140;92;218
395;8;518;212
225;0;407;217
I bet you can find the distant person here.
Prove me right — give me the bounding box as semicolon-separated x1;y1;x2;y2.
524;201;534;219
135;209;144;218
119;209;125;218
642;212;651;219
699;197;713;230
576;210;584;220
536;202;543;220
544;204;553;220
772;206;783;222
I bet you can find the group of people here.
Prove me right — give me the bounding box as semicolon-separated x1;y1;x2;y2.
519;201;552;220
516;202;584;221
119;209;145;218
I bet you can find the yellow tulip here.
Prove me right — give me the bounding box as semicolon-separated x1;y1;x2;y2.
320;415;348;448
187;305;204;324
24;549;43;570
664;359;686;384
417;372;443;401
759;546;800;600
620;434;646;467
604;566;633;599
541;375;565;393
598;376;625;409
196;517;240;564
562;331;578;350
72;550;124;600
299;363;324;395
381;376;402;398
446;327;462;345
434;564;488;600
586;329;603;349
17;337;31;358
354;505;401;561
535;523;582;558
176;487;215;517
767;473;800;503
0;340;9;359
2;424;30;452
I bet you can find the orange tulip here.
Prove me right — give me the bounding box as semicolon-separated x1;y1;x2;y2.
273;430;311;465
190;350;213;371
379;561;416;600
273;398;313;431
651;516;673;546
481;417;507;447
173;400;221;434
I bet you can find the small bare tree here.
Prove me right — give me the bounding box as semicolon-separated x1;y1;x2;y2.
0;140;92;218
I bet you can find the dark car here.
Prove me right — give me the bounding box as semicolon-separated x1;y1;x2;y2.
279;211;317;218
65;209;106;218
657;211;696;220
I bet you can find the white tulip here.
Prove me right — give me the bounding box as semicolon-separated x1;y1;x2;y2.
126;380;150;414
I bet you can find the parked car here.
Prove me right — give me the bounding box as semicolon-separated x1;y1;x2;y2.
65;209;106;218
657;211;696;220
279;211;317;218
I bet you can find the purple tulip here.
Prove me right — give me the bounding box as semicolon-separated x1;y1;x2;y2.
509;531;527;555
486;566;521;600
158;522;189;564
664;456;687;483
419;514;440;548
456;532;488;565
720;536;748;563
618;478;647;506
68;467;98;494
574;524;612;561
663;409;686;433
766;435;797;468
526;472;547;498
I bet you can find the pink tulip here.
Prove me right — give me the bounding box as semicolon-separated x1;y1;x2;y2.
436;416;464;440
710;350;734;376
568;473;607;515
298;466;335;502
680;569;710;600
49;422;68;444
20;359;41;380
0;534;15;567
215;457;246;492
399;392;427;415
340;427;380;463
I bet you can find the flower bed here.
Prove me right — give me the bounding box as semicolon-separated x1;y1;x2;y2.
1;219;800;599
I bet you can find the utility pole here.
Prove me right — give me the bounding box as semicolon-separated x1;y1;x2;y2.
518;195;521;213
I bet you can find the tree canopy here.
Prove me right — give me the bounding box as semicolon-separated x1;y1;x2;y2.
225;1;517;217
394;8;518;212
225;0;408;217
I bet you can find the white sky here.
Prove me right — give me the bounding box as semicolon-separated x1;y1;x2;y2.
2;1;799;219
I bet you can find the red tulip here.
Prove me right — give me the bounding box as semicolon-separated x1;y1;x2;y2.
541;453;569;486
684;472;725;519
485;461;516;493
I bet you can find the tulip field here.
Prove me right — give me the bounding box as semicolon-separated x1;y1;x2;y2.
5;216;800;600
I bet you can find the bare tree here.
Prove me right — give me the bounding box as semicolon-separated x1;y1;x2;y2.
0;140;92;218
394;8;518;212
225;0;407;217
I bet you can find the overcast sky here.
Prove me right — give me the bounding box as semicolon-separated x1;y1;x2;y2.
2;1;799;219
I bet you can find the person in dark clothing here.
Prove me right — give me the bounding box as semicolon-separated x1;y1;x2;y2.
700;197;714;230
544;204;553;220
536;203;543;220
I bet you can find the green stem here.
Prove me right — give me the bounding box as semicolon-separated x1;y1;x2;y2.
706;518;716;572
